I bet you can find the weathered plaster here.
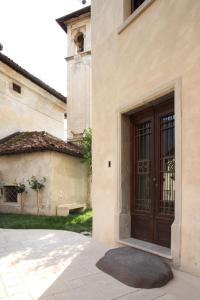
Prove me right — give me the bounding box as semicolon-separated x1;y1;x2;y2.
0;151;88;216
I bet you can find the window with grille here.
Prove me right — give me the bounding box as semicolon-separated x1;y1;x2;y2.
4;186;18;203
131;0;146;12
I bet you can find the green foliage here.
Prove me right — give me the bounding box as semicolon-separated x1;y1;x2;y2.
14;182;26;194
28;176;46;191
81;128;92;172
0;209;92;233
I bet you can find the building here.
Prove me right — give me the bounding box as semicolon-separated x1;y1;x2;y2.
0;131;87;215
0;52;66;140
0;51;88;215
91;0;200;276
57;6;91;142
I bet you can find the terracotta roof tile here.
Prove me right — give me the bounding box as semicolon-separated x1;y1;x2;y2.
0;132;82;158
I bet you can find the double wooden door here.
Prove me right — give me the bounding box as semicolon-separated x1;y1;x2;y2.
131;100;175;248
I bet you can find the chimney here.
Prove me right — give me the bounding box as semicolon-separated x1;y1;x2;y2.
0;43;3;51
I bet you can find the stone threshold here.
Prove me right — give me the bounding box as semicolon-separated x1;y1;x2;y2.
119;238;172;260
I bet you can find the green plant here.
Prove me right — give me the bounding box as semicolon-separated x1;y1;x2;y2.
28;176;46;190
28;176;46;215
14;181;26;213
81;128;92;172
15;182;26;194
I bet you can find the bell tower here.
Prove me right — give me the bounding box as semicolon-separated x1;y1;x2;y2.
57;6;91;142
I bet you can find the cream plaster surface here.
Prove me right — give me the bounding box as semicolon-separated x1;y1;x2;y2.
65;15;91;141
50;152;88;215
0;61;66;140
91;0;200;275
0;151;88;216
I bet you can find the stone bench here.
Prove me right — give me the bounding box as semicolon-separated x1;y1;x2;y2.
56;203;86;216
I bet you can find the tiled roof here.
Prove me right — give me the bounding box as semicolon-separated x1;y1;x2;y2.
0;52;66;103
0;132;82;158
56;6;91;33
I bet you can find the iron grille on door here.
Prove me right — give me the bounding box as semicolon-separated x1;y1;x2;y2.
135;121;151;211
159;115;175;215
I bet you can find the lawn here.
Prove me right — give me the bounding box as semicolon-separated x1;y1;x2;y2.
0;209;92;233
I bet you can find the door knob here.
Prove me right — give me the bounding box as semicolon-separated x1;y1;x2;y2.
153;177;157;182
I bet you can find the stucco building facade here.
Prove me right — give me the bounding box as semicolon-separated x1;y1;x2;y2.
0;50;89;215
0;132;87;216
91;0;200;276
0;53;66;140
57;6;91;142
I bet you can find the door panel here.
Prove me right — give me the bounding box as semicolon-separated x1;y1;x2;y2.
131;100;175;248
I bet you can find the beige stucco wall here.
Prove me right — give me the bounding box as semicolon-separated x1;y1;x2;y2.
0;152;53;215
0;151;88;216
65;15;91;140
0;61;66;140
50;152;88;215
91;0;200;275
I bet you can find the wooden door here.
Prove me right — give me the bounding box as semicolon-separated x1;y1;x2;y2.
131;100;175;248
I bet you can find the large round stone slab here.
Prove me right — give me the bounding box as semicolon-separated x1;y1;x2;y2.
96;247;173;289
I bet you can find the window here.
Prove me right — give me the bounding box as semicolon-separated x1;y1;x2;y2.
131;0;146;12
12;82;21;94
4;186;18;203
74;32;84;53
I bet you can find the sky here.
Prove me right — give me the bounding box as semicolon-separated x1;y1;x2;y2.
0;0;90;96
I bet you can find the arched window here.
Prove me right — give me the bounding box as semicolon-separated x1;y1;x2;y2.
74;32;84;53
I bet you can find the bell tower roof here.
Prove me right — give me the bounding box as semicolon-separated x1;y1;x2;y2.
56;6;91;34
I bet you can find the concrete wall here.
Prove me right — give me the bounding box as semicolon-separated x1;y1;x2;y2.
0;151;88;216
0;61;66;140
65;15;91;141
91;0;200;275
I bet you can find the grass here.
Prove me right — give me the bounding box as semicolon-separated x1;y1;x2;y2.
0;209;92;233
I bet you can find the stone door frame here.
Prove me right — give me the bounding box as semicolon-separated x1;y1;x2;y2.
116;78;182;267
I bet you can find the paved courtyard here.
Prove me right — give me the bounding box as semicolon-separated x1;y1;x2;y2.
0;229;200;300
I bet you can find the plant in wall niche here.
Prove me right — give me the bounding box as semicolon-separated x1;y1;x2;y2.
28;176;46;215
81;128;92;173
14;181;26;213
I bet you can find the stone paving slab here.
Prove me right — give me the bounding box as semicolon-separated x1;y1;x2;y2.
0;229;200;300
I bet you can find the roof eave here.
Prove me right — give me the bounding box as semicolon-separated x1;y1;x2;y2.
0;53;67;103
56;5;91;34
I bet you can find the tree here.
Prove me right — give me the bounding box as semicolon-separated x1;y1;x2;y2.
28;176;46;215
